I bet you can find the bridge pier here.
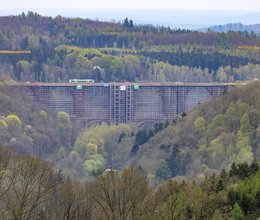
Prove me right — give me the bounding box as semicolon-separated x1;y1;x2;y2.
72;88;86;122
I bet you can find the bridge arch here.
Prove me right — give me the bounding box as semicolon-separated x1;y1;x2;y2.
185;87;211;112
133;87;163;120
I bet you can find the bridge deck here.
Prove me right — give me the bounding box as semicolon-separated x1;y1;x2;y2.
14;82;236;87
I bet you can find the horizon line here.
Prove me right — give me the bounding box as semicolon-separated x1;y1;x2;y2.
1;8;260;12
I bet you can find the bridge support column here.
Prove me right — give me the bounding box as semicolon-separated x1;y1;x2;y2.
162;86;177;118
72;88;86;122
110;84;133;124
176;86;186;115
31;86;50;109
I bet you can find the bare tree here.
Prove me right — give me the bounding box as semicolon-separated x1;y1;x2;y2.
153;180;188;220
93;167;151;220
1;155;56;220
51;179;93;220
0;148;13;218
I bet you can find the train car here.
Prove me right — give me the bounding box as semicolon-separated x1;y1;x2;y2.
69;79;95;83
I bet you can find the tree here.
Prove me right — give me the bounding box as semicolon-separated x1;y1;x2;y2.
238;113;254;137
123;18;129;28
129;19;134;28
207;137;226;169
230;203;245;220
0;148;13;197
1;155;57;220
50;180;93;220
206;114;225;139
56;111;71;149
153;180;188;220
194;116;206;132
0;119;8;127
6;114;22;129
6;114;23;139
84;154;106;176
75;54;93;79
93;167;151;220
16;60;34;81
0;32;4;46
156;161;172;180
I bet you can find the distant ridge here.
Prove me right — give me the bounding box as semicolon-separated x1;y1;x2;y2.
0;9;260;29
200;22;260;35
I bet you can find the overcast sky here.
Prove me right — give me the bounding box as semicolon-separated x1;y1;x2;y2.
2;0;260;11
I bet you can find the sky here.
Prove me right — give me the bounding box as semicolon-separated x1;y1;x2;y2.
1;0;260;11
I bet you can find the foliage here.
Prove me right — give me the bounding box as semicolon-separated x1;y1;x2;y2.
0;13;260;186
125;82;260;182
0;149;59;219
93;167;151;219
0;86;80;159
56;111;72;149
230;203;245;220
0;12;260;219
156;161;172;180
0;119;7;127
0;13;260;83
6;114;22;128
0;146;258;219
72;124;135;177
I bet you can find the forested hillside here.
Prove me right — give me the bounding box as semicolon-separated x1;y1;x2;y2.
203;22;260;35
59;81;259;183
0;12;260;181
1;78;259;182
128;81;260;182
0;12;260;83
0;11;260;219
0;79;81;159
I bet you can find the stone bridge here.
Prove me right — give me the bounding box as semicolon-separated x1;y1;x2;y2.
15;82;235;125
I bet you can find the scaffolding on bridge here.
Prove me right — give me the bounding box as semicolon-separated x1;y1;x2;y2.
12;82;235;125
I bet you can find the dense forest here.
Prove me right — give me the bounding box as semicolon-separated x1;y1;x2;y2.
0;148;259;219
1;77;259;182
0;82;260;219
0;12;260;83
130;81;260;183
0;11;260;219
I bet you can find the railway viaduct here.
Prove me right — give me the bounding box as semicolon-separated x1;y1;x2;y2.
14;82;235;125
